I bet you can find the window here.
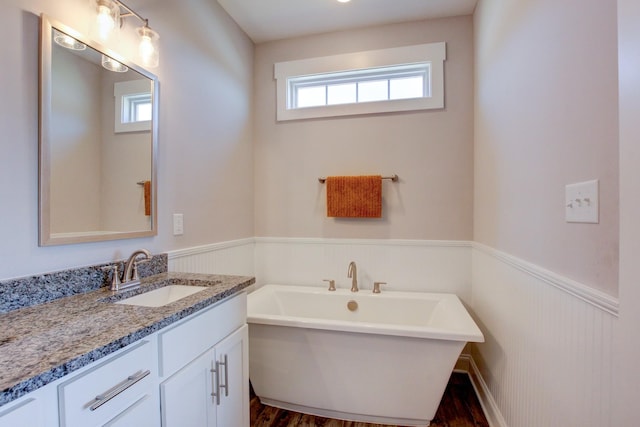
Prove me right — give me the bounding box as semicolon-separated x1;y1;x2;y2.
275;42;446;121
122;93;153;123
289;63;430;109
114;79;153;133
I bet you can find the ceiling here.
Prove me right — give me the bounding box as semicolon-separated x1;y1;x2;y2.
216;0;478;43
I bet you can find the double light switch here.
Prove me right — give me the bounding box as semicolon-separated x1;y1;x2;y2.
565;179;599;224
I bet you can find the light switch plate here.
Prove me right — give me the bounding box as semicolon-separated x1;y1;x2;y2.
565;180;599;223
173;213;184;235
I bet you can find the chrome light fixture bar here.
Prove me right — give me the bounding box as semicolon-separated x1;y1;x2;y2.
94;0;160;68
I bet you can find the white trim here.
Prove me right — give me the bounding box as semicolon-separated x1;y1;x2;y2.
166;238;617;315
255;236;471;248
114;79;152;133
166;238;255;260
457;355;509;427
473;242;619;316
274;42;446;121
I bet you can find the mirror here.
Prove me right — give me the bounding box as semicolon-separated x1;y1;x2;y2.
39;15;158;246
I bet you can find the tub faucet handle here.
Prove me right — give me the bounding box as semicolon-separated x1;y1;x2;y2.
323;279;336;291
373;282;386;294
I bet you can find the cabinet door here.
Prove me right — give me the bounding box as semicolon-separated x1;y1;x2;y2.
161;348;216;427
215;325;249;427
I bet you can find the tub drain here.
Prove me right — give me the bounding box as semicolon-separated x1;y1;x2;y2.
347;300;358;311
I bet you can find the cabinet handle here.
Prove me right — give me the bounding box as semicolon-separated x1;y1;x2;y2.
219;354;229;398
210;363;218;405
89;370;150;411
213;361;222;405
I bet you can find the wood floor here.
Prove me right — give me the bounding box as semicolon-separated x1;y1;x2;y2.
250;373;489;427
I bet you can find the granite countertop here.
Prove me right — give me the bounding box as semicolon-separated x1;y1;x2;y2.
0;272;254;407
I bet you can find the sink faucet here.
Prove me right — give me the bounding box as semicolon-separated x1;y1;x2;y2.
122;248;153;287
347;261;358;292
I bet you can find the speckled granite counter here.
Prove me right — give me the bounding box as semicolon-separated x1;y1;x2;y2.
0;272;254;407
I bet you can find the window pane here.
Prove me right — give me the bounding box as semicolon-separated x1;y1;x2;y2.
358;80;388;103
327;83;356;105
390;76;424;100
297;86;326;108
135;103;152;121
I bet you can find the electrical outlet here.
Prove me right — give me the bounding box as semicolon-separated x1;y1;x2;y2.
173;213;184;235
565;180;599;223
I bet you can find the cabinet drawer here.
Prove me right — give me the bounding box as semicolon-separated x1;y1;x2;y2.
0;397;44;427
58;340;154;427
158;292;246;378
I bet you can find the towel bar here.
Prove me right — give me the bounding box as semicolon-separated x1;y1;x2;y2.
318;174;398;184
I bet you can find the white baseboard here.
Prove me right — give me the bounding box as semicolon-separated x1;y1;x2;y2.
456;354;508;427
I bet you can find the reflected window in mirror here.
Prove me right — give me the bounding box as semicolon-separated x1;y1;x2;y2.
115;79;153;133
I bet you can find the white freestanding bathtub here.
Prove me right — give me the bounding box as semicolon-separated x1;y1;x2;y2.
247;284;484;426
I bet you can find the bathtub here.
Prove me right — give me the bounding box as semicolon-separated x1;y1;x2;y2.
247;284;484;427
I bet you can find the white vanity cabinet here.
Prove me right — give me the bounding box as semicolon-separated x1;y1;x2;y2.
0;385;56;427
159;293;249;427
0;291;249;427
0;398;43;427
214;325;249;426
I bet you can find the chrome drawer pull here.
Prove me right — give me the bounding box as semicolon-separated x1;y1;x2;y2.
89;370;150;411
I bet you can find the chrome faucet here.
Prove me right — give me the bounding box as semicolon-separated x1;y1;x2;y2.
123;249;153;284
347;261;358;292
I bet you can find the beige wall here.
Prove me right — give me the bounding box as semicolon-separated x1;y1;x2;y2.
0;0;254;279
100;73;153;233
50;45;102;233
473;0;619;295
254;16;474;240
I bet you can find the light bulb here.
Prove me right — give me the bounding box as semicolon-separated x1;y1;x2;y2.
139;35;154;62
95;0;119;41
53;30;86;50
101;55;128;73
137;25;159;68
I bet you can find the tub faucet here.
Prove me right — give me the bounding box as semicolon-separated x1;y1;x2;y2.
347;261;358;292
122;248;152;288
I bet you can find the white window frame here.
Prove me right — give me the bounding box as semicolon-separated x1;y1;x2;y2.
114;79;152;133
274;42;446;121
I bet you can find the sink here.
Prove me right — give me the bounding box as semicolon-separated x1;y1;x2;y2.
115;285;208;307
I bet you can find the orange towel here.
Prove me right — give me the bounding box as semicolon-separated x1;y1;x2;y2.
326;175;382;218
144;180;151;216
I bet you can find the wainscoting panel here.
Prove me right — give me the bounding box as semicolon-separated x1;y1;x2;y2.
167;238;255;276
165;237;616;426
254;238;473;303
471;245;616;427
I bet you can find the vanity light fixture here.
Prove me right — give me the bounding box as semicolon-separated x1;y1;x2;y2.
101;54;129;72
337;0;351;3
95;0;120;41
53;29;86;50
93;0;160;68
137;24;159;68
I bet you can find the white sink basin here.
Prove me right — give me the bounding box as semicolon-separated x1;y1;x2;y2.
115;285;207;307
